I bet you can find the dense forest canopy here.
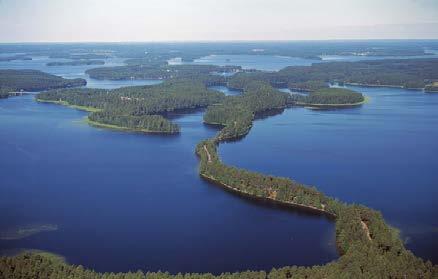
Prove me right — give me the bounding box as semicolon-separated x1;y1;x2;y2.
292;88;365;105
0;69;86;96
228;58;438;91
204;81;292;139
37;80;225;133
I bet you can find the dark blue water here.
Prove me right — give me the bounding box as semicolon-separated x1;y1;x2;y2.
220;86;438;263
0;95;336;273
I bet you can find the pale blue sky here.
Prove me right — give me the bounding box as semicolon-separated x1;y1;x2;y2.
1;0;438;42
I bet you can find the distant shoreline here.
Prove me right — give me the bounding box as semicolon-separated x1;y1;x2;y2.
296;95;370;109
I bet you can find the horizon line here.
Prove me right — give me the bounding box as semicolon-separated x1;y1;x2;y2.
2;38;438;44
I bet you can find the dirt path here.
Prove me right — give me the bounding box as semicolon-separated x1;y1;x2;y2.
203;145;212;163
361;220;372;241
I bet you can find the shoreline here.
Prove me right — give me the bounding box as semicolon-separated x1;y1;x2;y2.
200;173;336;219
36;98;179;134
0;249;66;264
295;95;370;109
36;99;102;112
344;82;424;91
84;118;179;135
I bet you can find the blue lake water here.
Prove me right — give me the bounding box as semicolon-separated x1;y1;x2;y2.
1;52;437;273
220;86;438;264
0;95;336;273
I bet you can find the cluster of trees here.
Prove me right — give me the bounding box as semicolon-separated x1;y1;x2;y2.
123;55;176;67
196;140;332;213
227;58;438;91
204;81;292;140
1;247;436;279
0;69;86;93
89;112;180;133
85;64;242;81
292;88;364;106
47;60;105;66
37;80;225;133
0;253;269;279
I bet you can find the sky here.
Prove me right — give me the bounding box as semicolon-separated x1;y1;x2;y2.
1;0;438;42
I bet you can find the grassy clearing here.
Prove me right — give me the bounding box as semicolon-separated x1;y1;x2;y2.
36;99;102;112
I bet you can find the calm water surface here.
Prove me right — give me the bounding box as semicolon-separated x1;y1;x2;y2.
0;95;336;273
220;86;438;263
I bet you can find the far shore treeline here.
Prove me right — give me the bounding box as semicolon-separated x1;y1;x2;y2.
0;69;86;98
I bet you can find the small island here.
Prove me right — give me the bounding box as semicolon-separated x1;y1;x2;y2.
292;87;366;108
46;60;105;66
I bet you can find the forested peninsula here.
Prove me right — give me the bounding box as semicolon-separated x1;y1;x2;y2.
36;80;225;133
0;69;86;98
